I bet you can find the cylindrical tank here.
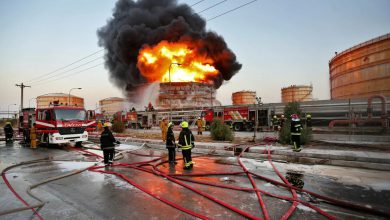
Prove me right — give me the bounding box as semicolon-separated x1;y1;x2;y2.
36;93;84;108
99;97;125;116
281;85;313;103
329;33;390;100
232;91;256;105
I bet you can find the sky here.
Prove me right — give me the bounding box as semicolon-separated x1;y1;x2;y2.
0;0;389;112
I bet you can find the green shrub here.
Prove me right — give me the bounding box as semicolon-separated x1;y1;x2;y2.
279;123;291;144
111;121;125;133
210;119;234;141
301;126;312;145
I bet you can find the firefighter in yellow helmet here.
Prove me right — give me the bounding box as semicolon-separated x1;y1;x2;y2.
100;122;120;166
97;120;103;132
177;121;195;170
272;115;280;131
196;117;203;135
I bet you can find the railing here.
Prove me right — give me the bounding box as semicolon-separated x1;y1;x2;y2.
329;33;390;63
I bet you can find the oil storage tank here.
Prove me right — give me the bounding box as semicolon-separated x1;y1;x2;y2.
281;85;313;103
329;33;390;99
99;97;125;116
36;93;84;108
232;91;256;105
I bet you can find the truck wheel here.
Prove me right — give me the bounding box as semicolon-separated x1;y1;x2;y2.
233;123;242;131
75;141;82;147
205;124;210;131
42;134;50;147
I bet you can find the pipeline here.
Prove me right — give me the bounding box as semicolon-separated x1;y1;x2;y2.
329;95;388;128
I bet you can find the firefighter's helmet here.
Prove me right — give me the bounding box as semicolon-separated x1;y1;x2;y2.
180;121;189;128
291;114;298;119
6;122;11;125
168;122;174;127
103;122;112;127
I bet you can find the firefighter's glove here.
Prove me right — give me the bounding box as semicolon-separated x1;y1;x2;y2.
116;141;121;144
192;144;195;149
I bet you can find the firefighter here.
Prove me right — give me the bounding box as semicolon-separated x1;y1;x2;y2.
177;121;195;170
166;122;177;165
196;117;203;135
160;118;168;142
30;123;37;149
306;113;312;128
202;117;206;131
280;114;286;129
3;122;13;143
97;120;103;132
100;122;120;166
272;115;279;131
290;114;303;152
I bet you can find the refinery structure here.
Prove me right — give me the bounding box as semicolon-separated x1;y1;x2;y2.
24;34;389;131
103;33;389;131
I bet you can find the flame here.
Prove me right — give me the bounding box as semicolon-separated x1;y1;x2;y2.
137;41;219;83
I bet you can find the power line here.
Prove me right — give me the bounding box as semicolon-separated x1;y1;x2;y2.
30;56;103;86
32;63;104;87
23;49;104;84
191;0;206;7
197;0;227;14
207;0;258;21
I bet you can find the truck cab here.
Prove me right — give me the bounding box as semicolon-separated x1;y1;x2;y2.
35;106;89;145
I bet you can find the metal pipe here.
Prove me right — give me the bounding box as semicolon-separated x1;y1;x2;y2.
329;95;388;128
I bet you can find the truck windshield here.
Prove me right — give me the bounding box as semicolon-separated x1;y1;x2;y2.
54;109;86;121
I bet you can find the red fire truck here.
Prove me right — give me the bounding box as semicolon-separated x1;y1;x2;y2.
19;105;96;146
202;106;255;131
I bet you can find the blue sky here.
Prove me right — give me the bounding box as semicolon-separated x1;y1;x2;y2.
0;0;389;111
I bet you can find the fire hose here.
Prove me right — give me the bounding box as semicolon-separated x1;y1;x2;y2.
2;142;390;219
69;144;390;219
0;154;101;218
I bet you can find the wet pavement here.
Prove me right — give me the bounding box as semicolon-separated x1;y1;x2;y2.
1;140;390;219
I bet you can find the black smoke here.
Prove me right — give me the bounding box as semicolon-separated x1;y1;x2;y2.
98;0;242;101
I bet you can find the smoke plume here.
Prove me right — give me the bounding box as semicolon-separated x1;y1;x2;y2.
98;0;242;102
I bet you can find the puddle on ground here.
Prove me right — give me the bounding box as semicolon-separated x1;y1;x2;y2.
54;161;96;172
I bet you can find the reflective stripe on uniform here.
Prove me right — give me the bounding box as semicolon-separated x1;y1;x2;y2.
291;132;301;135
181;135;192;150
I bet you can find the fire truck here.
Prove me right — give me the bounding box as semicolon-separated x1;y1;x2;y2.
112;105;269;131
202;106;252;131
19;105;96;146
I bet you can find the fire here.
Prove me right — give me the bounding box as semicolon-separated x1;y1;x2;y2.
137;41;219;83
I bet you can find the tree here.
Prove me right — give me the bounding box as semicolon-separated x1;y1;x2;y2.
210;119;234;141
111;121;125;133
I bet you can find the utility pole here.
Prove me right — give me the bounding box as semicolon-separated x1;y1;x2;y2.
15;83;31;110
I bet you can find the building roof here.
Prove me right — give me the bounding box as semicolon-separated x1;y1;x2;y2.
100;97;125;101
37;93;82;98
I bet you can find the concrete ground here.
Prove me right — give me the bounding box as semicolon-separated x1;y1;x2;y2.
1;140;390;219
